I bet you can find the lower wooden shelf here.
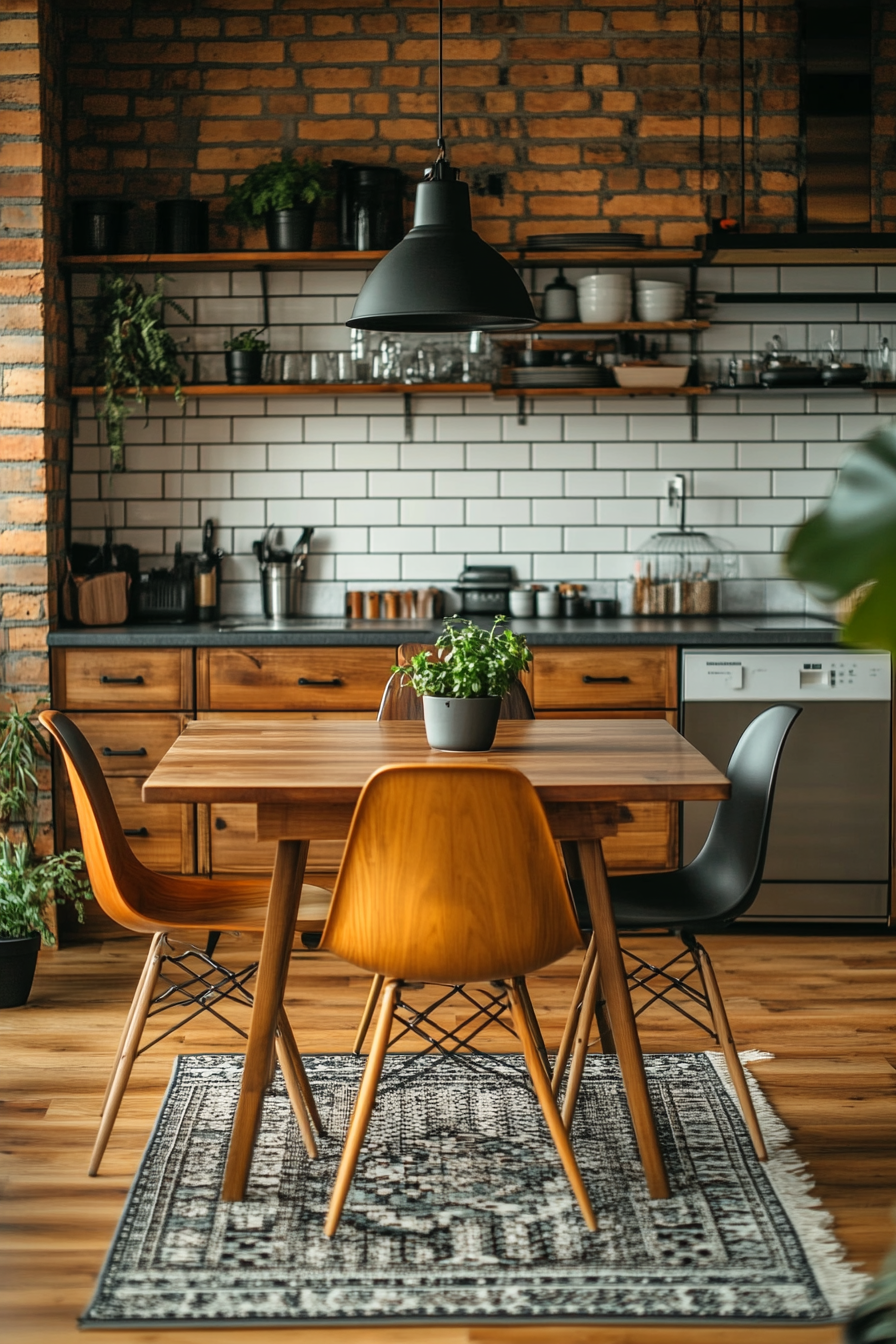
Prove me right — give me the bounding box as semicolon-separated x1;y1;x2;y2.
70;381;710;398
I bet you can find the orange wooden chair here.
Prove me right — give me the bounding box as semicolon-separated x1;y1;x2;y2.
41;710;330;1176
318;762;595;1237
353;643;540;1057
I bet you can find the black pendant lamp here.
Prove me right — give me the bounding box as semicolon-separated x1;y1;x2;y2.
346;2;537;333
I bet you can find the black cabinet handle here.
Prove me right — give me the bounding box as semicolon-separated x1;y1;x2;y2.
100;675;145;685
297;677;342;687
214;817;227;830
101;746;147;757
123;827;149;838
582;675;631;684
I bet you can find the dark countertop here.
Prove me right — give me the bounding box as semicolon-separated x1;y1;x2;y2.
48;614;842;648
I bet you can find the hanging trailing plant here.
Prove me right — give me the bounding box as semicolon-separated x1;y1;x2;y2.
86;271;188;471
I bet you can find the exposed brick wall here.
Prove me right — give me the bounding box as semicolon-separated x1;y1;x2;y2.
1;0;69;854
59;0;852;251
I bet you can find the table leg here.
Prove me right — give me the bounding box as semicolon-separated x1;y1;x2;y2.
222;838;309;1202
577;839;670;1201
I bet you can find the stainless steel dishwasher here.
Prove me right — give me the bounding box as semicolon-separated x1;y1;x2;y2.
680;649;891;922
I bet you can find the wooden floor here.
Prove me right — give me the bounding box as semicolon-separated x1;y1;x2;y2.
1;929;894;1343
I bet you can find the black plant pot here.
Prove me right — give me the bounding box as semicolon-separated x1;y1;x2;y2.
155;199;209;253
225;350;264;385
265;205;316;251
0;932;41;1009
70;199;133;255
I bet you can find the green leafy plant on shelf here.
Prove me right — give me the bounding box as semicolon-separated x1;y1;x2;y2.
223;329;269;353
87;270;188;472
787;426;896;655
0;702;91;945
224;155;331;226
395;616;533;700
787;426;896;1344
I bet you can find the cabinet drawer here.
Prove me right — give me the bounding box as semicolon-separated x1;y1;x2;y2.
66;713;188;775
532;646;676;710
209;804;342;876
198;647;396;711
54;648;193;711
64;777;194;873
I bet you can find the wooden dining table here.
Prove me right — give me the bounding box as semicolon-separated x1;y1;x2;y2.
143;716;729;1204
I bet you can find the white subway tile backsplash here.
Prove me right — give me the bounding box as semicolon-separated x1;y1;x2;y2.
69;267;866;613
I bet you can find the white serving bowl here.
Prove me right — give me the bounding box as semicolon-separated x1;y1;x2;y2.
577;273;629;289
637;292;686;321
578;292;629;323
635;278;685;292
613;364;689;389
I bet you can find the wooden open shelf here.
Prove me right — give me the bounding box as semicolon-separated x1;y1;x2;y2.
494;385;711;398
70;382;492;398
60;247;703;272
532;320;709;332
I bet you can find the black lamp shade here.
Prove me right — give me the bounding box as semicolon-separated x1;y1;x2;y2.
346;176;538;333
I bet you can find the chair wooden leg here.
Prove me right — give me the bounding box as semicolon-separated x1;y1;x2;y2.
578;839;670;1200
552;934;597;1096
352;973;384;1056
325;979;399;1238
594;976;616;1055
89;938;164;1176
508;979;596;1232
99;933;164;1117
560;949;602;1131
692;941;767;1161
516;977;551;1078
275;1028;317;1160
278;1008;324;1136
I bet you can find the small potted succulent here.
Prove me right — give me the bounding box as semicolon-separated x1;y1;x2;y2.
0;702;91;1008
224;155;330;251
396;616;532;752
224;329;268;385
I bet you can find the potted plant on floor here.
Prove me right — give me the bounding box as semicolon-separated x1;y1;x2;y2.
0;703;91;1008
224;155;330;251
396;616;532;752
224;329;268;385
86;270;188;471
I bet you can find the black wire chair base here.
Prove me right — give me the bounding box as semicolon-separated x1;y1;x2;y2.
621;931;718;1042
383;981;533;1092
137;936;258;1056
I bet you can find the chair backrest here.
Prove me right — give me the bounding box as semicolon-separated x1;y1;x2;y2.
39;710;158;933
686;704;802;920
321;763;582;983
377;642;535;722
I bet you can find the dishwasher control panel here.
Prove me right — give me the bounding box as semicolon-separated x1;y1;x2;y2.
682;649;891;700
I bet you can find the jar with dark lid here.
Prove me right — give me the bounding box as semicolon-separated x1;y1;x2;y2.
542;268;579;323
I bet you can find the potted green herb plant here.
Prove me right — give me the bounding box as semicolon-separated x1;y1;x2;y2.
0;703;91;1008
396;617;532;752
224;329;269;385
224;155;330;251
86;270;188;471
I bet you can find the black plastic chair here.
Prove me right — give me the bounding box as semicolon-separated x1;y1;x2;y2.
559;704;801;1159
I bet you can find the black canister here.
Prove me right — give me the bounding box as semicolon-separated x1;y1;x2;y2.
335;163;404;250
155;200;209;253
70;199;132;255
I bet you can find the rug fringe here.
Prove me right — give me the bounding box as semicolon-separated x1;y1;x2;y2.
707;1050;872;1317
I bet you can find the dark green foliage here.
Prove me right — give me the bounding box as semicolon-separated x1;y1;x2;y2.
223;329;268;353
395;616;533;700
87;271;188;471
224;155;331;226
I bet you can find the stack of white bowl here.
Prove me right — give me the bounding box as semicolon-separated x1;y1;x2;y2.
576;272;630;323
636;279;686;321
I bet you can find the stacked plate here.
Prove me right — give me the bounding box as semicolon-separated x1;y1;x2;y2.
636;279;686;321
525;233;644;250
512;367;602;388
576;272;631;323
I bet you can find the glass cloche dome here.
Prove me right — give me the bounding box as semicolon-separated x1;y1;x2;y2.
632;476;737;615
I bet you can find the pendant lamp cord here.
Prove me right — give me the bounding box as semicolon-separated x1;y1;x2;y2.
435;0;446;160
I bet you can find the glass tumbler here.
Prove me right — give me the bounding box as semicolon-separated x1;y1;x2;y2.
309;351;335;383
280;352;308;384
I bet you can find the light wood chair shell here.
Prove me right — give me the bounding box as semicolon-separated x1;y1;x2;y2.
318;761;595;1236
40;710;330;1175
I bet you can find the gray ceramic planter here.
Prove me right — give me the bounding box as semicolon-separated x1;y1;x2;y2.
423;695;501;752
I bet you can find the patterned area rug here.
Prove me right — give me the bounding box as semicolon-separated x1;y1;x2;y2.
82;1051;869;1328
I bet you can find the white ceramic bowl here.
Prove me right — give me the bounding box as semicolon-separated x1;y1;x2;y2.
578;273;629;290
635;278;685;293
578;292;629;323
613;364;689;389
637;293;686;321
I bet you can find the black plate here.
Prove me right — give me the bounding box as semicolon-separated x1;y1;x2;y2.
759;366;823;388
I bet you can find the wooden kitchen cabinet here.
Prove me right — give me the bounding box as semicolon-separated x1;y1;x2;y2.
196;646;396;711
533;654;679;873
52;647;193;711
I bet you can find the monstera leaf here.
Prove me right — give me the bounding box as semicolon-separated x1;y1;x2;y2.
786;426;896;653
